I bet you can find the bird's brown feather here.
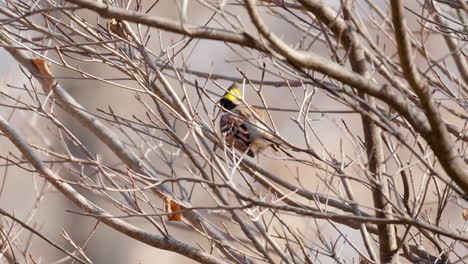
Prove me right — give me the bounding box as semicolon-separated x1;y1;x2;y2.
220;114;255;157
220;102;278;157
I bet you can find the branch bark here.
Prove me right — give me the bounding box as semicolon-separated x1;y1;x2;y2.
390;0;468;195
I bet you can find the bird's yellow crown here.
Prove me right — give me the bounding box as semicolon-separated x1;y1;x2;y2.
223;83;242;103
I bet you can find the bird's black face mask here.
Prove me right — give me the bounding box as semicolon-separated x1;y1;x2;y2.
219;98;236;111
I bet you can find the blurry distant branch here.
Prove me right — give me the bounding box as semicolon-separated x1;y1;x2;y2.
430;2;468;85
435;0;468;10
0;208;90;264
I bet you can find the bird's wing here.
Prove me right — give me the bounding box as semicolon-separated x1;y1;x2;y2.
220;114;255;157
240;106;281;146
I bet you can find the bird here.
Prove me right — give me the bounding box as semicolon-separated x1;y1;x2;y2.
218;83;281;158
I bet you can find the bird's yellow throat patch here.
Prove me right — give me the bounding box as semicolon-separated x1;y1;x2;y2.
224;85;242;102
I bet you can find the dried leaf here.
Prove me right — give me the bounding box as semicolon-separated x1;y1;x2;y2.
109;19;130;40
164;197;182;221
359;255;372;264
463;208;468;221
30;58;56;93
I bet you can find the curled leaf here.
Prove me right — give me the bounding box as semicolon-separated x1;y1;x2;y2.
164;197;182;221
30;58;56;93
109;18;130;40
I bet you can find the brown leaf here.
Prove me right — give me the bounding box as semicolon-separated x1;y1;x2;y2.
462;208;468;221
109;19;131;40
359;255;372;264
30;58;56;93
164;197;182;221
